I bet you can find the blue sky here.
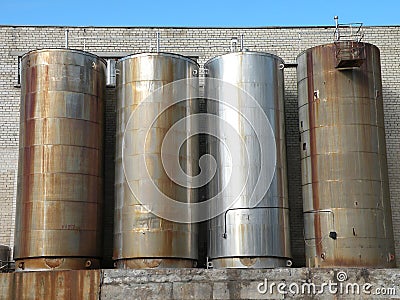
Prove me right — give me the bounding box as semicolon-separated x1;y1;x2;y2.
0;0;398;26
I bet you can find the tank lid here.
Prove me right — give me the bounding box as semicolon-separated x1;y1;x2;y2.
204;51;284;66
22;48;107;64
118;52;199;66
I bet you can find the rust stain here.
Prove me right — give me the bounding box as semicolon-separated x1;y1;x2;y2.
15;258;100;272
116;258;195;269
15;50;106;270
204;52;290;267
301;43;396;268
239;257;257;267
306;50;323;258
322;252;394;268
114;54;199;267
0;270;100;300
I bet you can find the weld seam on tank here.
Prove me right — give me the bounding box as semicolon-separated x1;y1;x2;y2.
204;51;291;269
113;52;199;269
15;48;106;271
297;42;396;268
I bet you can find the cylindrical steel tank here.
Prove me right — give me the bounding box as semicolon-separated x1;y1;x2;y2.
0;245;10;271
297;42;396;267
15;49;105;271
114;53;199;268
205;52;291;268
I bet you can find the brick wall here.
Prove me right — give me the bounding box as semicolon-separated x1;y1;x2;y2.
1;25;399;267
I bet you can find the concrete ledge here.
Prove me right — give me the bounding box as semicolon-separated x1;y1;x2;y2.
1;268;399;299
101;268;400;299
0;269;100;300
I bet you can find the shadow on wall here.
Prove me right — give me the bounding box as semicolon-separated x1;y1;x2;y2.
102;88;116;269
284;87;305;267
381;87;400;268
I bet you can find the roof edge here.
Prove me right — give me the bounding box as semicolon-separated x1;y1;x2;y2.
1;24;400;29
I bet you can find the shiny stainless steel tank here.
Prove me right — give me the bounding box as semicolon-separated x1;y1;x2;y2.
204;52;291;268
114;53;199;268
297;42;396;267
15;49;106;271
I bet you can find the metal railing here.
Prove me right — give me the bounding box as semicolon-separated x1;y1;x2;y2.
334;16;364;42
333;16;366;68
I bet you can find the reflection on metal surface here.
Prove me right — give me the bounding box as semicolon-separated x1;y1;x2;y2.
15;49;106;271
114;53;199;268
297;42;396;267
0;270;100;299
205;52;291;268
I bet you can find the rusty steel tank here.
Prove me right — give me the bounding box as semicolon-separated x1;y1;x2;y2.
114;53;199;268
297;42;396;267
15;49;106;271
204;52;292;268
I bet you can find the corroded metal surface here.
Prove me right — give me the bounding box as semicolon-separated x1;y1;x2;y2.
297;42;396;267
114;53;199;267
15;258;100;272
115;258;195;269
15;49;106;271
204;52;291;268
0;270;100;300
211;257;292;269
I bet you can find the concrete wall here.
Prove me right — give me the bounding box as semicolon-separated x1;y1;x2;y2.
1;268;399;299
1;25;400;267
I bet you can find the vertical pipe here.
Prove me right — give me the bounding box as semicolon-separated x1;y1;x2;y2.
230;37;237;52
240;34;244;51
156;32;160;52
334;16;339;41
65;29;69;49
106;59;111;86
83;28;86;51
